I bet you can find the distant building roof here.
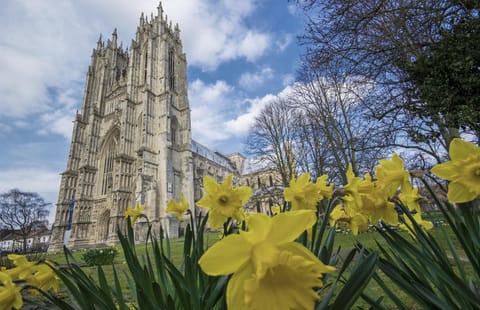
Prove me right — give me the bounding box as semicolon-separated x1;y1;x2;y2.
242;157;276;175
191;140;235;171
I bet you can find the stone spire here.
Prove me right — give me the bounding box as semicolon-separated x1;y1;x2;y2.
97;34;103;49
157;1;163;18
111;28;117;47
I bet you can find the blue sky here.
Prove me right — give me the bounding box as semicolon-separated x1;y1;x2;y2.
0;0;305;218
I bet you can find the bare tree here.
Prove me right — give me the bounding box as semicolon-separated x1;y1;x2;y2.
298;0;477;152
245;98;298;186
0;189;50;253
291;63;394;184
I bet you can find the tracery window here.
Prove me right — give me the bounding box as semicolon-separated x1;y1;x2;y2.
168;48;175;91
100;137;117;195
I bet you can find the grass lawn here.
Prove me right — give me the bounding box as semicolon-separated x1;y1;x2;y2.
36;222;466;308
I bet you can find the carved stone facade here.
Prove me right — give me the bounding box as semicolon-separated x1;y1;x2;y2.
49;4;283;252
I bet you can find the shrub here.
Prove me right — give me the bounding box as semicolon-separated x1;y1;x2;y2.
81;247;118;266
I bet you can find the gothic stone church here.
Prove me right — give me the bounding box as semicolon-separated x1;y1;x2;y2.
49;4;283;252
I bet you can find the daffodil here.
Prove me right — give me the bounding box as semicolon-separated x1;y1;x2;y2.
196;174;252;229
270;205;281;216
199;210;335;310
398;181;422;212
375;153;409;197
316;174;334;200
0;271;23;310
398;181;433;236
360;174;398;226
431;138;480;203
341;165;398;231
20;263;59;293
5;254;34;279
166;195;189;220
124;203;145;224
342;164;364;215
284;173;323;211
399;211;434;237
329;205;368;235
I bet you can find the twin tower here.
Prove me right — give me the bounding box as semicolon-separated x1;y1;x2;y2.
49;4;197;251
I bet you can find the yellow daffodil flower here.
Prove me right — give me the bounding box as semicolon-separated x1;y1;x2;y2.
431;138;480;203
399;209;434;236
398;181;433;236
20;264;59;293
329;205;368;235
360;174;398;226
196;174;252;229
270;205;281;216
166;195;189;221
199;210;335;309
316;174;334;200
343;164;364;214
398;181;422;212
284;173;323;211
341;165;399;230
0;271;23;310
5;254;34;279
124;203;145;224
375;153;409;198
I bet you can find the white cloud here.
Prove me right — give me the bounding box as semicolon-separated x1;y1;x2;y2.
287;4;298;15
188;79;296;147
276;34;294;52
39;110;75;140
0;168;61;221
189;79;237;144
225;94;277;136
225;85;296;137
282;74;295;86
162;0;272;70
0;1;91;118
239;67;274;90
0;168;60;196
0;0;273;121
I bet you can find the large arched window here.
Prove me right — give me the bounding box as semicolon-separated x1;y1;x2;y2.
98;132;118;196
168;47;175;91
170;116;179;145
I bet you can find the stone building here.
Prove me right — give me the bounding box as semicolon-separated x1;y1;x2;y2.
49;3;283;252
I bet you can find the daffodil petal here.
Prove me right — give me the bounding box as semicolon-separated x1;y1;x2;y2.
269;210;316;244
245;213;271;241
280;242;335;273
203;175;219;193
226;262;253;310
208;210;227;230
235;187;253;204
283;188;294;201
430;161;456;180
199;234;251;276
450;138;480;160
448;182;477;203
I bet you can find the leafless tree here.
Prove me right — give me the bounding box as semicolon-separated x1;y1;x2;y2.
291;62;394;183
0;189;50;253
298;0;476;152
245;98;298;186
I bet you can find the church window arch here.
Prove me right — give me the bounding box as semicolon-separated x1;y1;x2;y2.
168;47;175;91
170;116;179;145
98;131;119;196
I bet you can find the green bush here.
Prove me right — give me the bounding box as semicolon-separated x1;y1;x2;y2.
81;247;118;266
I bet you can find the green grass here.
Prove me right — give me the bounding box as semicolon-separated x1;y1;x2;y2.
39;223;468;308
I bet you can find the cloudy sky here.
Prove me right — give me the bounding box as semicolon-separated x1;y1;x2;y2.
0;0;305;215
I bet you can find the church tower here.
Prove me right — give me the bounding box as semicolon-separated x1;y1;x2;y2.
49;3;194;251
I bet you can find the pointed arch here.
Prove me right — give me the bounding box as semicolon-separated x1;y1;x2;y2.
97;209;110;243
97;127;120;196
